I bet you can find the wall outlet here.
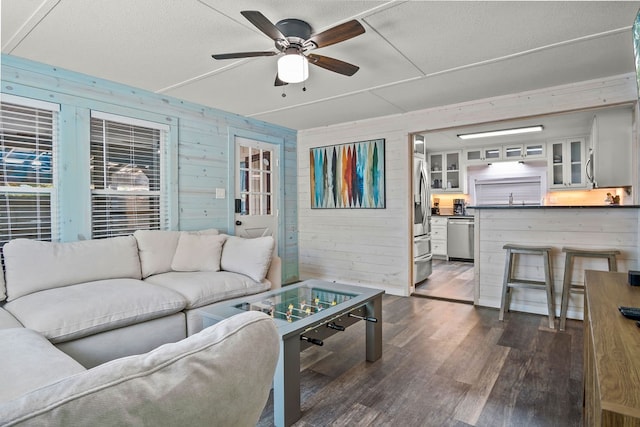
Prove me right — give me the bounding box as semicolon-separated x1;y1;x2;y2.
215;188;226;199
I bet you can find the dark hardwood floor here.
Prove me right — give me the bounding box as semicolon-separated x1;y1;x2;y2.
258;295;583;427
413;259;475;303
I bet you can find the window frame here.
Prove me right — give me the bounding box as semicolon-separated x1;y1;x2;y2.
0;93;60;246
89;110;170;239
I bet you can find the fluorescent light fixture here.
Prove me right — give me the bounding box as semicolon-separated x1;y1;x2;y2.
458;125;543;140
277;54;309;83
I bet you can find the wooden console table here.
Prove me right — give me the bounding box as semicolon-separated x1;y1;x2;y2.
584;270;640;426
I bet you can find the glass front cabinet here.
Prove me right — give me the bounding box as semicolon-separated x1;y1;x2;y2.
429;151;462;192
464;147;501;163
502;143;546;160
547;137;587;189
465;142;545;164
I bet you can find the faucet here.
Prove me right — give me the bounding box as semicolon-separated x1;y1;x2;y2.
508;193;513;206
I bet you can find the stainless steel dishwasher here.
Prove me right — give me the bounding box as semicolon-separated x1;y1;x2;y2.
447;217;474;260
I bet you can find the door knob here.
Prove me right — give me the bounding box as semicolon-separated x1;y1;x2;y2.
235;220;242;226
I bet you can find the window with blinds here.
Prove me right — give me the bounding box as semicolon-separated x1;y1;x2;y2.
475;177;542;206
0;97;59;247
90;112;168;239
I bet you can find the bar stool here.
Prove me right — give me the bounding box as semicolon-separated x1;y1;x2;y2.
559;247;620;331
499;244;555;329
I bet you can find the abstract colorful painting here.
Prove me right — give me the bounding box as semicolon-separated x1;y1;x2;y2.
310;139;385;209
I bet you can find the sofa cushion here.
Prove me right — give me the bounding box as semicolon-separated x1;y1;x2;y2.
144;271;270;309
134;229;220;278
171;233;226;272
0;307;22;329
56;313;187;369
0;328;86;402
4;279;187;343
0;263;6;301
134;230;181;278
221;235;275;282
0;311;279;427
3;236;142;301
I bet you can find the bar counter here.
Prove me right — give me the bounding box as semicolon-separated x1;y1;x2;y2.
471;205;640;319
470;205;640;209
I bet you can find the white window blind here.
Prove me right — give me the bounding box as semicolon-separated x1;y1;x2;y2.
90;112;168;239
0;96;59;247
475;177;542;206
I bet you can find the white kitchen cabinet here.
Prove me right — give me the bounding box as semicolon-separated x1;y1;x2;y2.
502;143;546;160
587;108;632;188
431;216;448;259
465;142;545;164
464;147;501;163
548;137;587;190
524;143;546;159
429;151;463;192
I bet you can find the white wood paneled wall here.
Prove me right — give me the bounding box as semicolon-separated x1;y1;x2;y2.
298;73;638;297
297;122;411;295
476;207;639;320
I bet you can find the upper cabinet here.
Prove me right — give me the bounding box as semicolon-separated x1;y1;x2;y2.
465;142;546;164
464;147;501;163
548;137;587;189
429;151;464;192
503;143;546;161
587;108;632;188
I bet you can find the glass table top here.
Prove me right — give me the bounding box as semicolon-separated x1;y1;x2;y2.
234;285;356;323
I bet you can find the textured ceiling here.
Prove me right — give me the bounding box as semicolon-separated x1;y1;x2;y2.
2;1;639;131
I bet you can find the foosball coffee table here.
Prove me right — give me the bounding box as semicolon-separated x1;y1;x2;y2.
198;279;384;427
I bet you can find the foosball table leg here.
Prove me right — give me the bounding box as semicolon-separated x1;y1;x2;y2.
274;334;301;427
365;294;382;362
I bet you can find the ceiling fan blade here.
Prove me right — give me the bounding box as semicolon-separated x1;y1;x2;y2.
307;20;365;49
212;51;277;60
307;54;360;76
274;74;288;87
241;10;287;41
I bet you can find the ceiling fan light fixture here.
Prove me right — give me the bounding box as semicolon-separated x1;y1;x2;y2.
277;54;309;83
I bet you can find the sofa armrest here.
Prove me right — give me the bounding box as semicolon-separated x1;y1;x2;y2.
266;255;281;289
0;312;279;426
0;307;22;329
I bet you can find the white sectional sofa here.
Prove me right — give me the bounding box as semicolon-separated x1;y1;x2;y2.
0;229;282;425
0;229;281;367
0;310;279;426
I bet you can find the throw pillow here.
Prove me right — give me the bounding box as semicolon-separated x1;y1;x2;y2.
171;233;226;272
221;236;275;282
134;229;220;278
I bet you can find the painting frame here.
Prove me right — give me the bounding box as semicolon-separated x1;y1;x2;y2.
310;138;385;209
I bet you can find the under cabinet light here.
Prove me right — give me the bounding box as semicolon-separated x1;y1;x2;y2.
458;125;543;140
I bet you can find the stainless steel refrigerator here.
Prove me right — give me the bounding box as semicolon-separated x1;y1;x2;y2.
413;147;432;284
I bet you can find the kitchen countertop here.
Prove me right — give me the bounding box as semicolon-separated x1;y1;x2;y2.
469;205;640;209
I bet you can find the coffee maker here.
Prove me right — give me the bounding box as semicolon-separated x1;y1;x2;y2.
453;199;466;216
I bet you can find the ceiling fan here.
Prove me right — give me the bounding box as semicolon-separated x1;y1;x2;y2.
212;11;365;86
